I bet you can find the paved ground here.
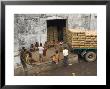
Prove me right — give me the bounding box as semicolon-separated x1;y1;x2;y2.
38;60;97;76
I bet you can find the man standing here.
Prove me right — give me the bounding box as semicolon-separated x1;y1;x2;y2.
38;43;44;62
63;47;69;66
20;47;28;75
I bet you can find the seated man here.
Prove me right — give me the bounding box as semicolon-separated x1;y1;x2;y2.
50;50;60;64
55;50;60;63
50;54;56;64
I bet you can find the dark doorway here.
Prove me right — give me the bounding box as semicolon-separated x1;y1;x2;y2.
47;19;66;42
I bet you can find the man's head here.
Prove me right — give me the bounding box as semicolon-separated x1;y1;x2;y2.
56;50;58;54
22;47;26;51
22;47;25;50
36;42;38;44
64;47;67;49
40;43;42;46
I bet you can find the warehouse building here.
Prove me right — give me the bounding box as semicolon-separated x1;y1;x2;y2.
14;14;97;52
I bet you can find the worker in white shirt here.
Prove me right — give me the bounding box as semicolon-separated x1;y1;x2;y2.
38;43;44;62
63;47;69;66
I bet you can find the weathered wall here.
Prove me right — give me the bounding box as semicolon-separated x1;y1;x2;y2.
14;14;97;52
14;14;47;51
68;14;97;30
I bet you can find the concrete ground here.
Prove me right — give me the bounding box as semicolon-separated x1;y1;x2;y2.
38;60;97;76
14;59;97;76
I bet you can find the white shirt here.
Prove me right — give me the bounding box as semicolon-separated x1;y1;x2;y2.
63;49;68;56
59;42;63;45
38;46;44;54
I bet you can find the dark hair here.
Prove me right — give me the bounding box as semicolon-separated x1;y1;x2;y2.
56;50;58;54
31;44;33;46
36;42;38;44
31;44;34;48
22;47;25;50
64;47;67;49
40;43;42;46
35;42;39;47
22;47;26;51
45;41;47;44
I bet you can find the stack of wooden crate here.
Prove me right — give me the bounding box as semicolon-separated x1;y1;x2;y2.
66;29;72;46
85;30;97;48
47;26;58;42
53;27;58;41
66;29;97;48
63;27;67;42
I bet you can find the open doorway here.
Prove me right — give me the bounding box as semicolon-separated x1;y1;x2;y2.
47;19;66;42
